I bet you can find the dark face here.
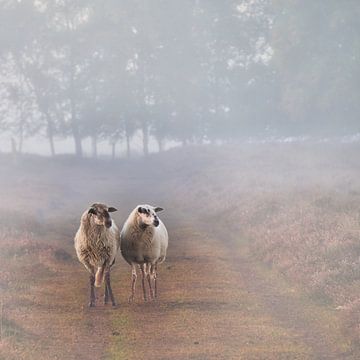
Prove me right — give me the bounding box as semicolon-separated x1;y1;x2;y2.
137;206;162;227
88;203;117;228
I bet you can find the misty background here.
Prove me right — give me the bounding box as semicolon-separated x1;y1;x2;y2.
2;2;360;359
0;0;359;157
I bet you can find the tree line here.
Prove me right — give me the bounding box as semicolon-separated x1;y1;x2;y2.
0;0;358;157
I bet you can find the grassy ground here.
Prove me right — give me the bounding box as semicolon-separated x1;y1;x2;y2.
0;143;359;359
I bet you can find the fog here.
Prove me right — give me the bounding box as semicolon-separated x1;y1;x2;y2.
1;2;360;359
0;1;359;157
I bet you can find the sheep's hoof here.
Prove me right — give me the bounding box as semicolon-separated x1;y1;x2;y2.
88;302;95;308
111;302;117;307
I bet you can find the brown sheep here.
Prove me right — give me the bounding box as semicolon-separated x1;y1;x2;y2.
74;203;120;307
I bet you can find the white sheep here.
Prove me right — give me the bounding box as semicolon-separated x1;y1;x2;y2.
74;203;120;307
120;204;168;302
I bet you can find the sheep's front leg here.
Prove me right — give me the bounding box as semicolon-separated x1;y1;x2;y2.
128;264;137;303
89;274;96;307
153;264;158;299
147;264;155;300
140;264;147;302
105;271;116;306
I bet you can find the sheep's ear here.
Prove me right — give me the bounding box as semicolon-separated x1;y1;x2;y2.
108;207;117;213
88;208;97;215
154;207;164;213
138;206;145;214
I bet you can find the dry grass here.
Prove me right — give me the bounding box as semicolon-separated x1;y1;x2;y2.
161;143;360;346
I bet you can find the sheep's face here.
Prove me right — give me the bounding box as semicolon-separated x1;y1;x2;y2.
88;203;117;228
137;205;163;228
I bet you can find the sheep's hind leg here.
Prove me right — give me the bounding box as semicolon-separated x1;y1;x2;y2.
104;282;109;305
105;271;116;306
140;264;148;302
128;264;137;303
89;274;96;307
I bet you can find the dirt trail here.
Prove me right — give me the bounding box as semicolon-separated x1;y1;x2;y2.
107;217;354;360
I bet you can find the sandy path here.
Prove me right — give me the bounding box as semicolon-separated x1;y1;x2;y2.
106;218;354;359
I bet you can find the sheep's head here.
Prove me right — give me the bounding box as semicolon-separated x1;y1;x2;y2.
136;205;163;228
88;203;117;228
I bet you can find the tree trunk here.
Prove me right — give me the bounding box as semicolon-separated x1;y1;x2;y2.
91;135;97;159
48;133;55;157
141;120;149;156
18;136;23;154
72;123;82;157
11;138;17;164
47;117;56;156
11;138;17;154
69;49;82;157
18;112;25;154
157;137;164;152
111;142;116;160
70;93;82;157
126;133;131;159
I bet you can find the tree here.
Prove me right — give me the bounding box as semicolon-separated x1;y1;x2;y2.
271;0;360;135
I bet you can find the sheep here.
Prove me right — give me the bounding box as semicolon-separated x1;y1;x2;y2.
120;204;168;302
74;203;120;307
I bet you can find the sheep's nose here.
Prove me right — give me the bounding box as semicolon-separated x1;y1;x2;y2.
105;220;112;228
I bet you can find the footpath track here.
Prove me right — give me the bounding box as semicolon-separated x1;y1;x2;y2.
106;217;353;359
